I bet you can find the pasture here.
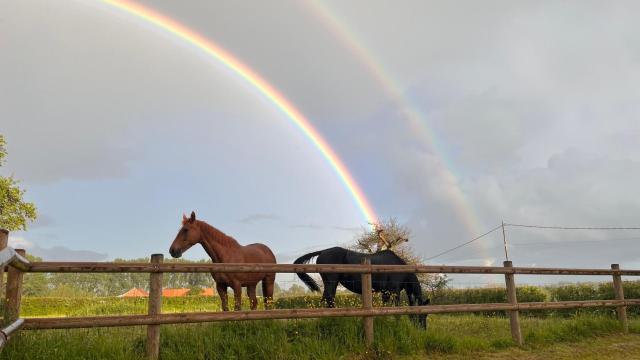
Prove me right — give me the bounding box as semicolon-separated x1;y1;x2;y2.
1;310;638;359
2;292;640;359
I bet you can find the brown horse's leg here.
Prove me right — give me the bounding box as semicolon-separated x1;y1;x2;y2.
216;283;229;312
231;281;242;311
262;274;275;309
247;285;258;310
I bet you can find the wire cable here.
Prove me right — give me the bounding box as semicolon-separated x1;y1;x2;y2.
504;223;640;230
425;224;503;261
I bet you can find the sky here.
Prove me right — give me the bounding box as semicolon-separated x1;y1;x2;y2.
2;1;640;286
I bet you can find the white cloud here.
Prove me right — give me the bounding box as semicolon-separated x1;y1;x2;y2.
8;235;107;261
8;236;34;250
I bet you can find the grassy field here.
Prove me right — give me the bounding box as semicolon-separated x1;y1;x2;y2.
3;294;639;359
2;314;638;359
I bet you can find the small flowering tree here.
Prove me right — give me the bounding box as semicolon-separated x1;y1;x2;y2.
353;218;450;297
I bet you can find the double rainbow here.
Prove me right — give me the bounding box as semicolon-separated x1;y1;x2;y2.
304;1;491;263
101;0;378;225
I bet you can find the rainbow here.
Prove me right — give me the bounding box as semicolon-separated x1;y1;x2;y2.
99;0;378;225
304;1;492;264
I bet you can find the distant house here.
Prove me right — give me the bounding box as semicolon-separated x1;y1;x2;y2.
119;288;149;297
162;288;190;297
201;288;215;296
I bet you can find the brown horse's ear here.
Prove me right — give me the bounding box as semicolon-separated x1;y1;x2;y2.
182;213;188;225
189;211;196;223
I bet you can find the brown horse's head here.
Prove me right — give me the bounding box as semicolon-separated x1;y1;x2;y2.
169;211;203;258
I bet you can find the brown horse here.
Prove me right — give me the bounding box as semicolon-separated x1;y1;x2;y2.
169;211;276;311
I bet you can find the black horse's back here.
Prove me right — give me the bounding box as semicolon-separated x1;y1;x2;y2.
295;246;417;294
369;250;406;265
294;246;430;328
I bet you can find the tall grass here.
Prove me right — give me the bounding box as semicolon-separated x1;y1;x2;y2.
2;314;636;359
5;281;640;359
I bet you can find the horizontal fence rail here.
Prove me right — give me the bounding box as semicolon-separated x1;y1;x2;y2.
0;319;24;349
22;299;640;330
0;248;30;272
25;262;640;276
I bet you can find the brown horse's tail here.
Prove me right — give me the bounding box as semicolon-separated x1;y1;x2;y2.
293;250;324;292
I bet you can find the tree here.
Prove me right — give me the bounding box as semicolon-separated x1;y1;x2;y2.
279;284;307;297
187;286;204;296
0;135;37;231
353;218;450;294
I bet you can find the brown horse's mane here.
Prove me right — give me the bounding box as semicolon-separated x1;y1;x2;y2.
195;220;241;248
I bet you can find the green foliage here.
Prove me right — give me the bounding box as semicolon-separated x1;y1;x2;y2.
20;257;217;297
0;135;5;163
0;134;37;231
278;283;308;297
431;285;547;303
545;281;640;316
187;286;203;296
429;285;550;316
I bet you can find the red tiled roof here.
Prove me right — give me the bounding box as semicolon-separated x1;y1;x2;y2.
201;288;215;296
120;288;149;297
162;288;190;297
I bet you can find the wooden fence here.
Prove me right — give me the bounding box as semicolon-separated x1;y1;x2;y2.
1;234;638;358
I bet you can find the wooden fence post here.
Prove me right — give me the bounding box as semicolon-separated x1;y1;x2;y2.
504;260;523;345
147;254;163;360
611;264;628;333
0;229;8;302
5;248;25;326
361;257;374;348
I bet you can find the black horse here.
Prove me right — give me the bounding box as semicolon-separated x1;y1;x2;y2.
294;246;430;328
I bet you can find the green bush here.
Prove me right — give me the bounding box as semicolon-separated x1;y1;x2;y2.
429;285;548;316
545;281;640;317
19;280;640;319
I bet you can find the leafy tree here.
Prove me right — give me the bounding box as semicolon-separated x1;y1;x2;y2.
280;284;307;297
21;256;218;297
187;286;204;296
22;254;49;296
353;218;450;294
0;135;37;231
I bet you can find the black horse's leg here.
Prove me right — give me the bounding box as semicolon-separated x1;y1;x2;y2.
381;291;391;306
407;289;421;325
408;291;416;306
394;289;401;307
390;289;401;321
321;274;339;308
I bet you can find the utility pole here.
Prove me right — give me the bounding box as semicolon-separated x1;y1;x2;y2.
502;221;509;262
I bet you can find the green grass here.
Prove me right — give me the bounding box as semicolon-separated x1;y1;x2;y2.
3;294;639;359
2;314;637;359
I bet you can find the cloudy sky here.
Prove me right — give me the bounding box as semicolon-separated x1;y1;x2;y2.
2;1;640;285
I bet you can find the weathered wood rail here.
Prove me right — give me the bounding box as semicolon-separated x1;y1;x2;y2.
1;230;639;358
25;261;640;275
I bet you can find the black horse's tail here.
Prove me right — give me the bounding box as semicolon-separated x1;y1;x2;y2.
293;250;324;292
